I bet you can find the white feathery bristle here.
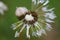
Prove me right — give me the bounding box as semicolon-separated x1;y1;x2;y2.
32;32;37;37
36;30;42;36
19;24;26;33
43;0;49;6
40;0;45;3
15;7;28;17
41;29;46;35
32;0;36;5
48;8;54;11
15;31;19;37
45;18;54;23
34;22;39;26
42;6;48;12
37;0;44;4
11;24;16;30
26;24;30;38
46;23;52;31
36;29;46;36
34;22;41;29
0;1;8;15
42;6;54;12
25;14;34;21
45;11;56;19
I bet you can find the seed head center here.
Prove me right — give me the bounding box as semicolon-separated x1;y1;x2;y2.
24;14;34;21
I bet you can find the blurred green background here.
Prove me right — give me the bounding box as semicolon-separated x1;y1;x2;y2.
0;0;60;40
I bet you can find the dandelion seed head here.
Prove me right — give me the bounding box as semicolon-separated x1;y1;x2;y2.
12;0;57;39
0;1;8;15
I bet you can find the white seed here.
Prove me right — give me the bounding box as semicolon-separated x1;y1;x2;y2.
15;7;28;17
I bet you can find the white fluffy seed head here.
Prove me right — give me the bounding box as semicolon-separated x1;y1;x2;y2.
0;1;8;15
0;1;8;10
15;7;28;17
25;14;34;21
